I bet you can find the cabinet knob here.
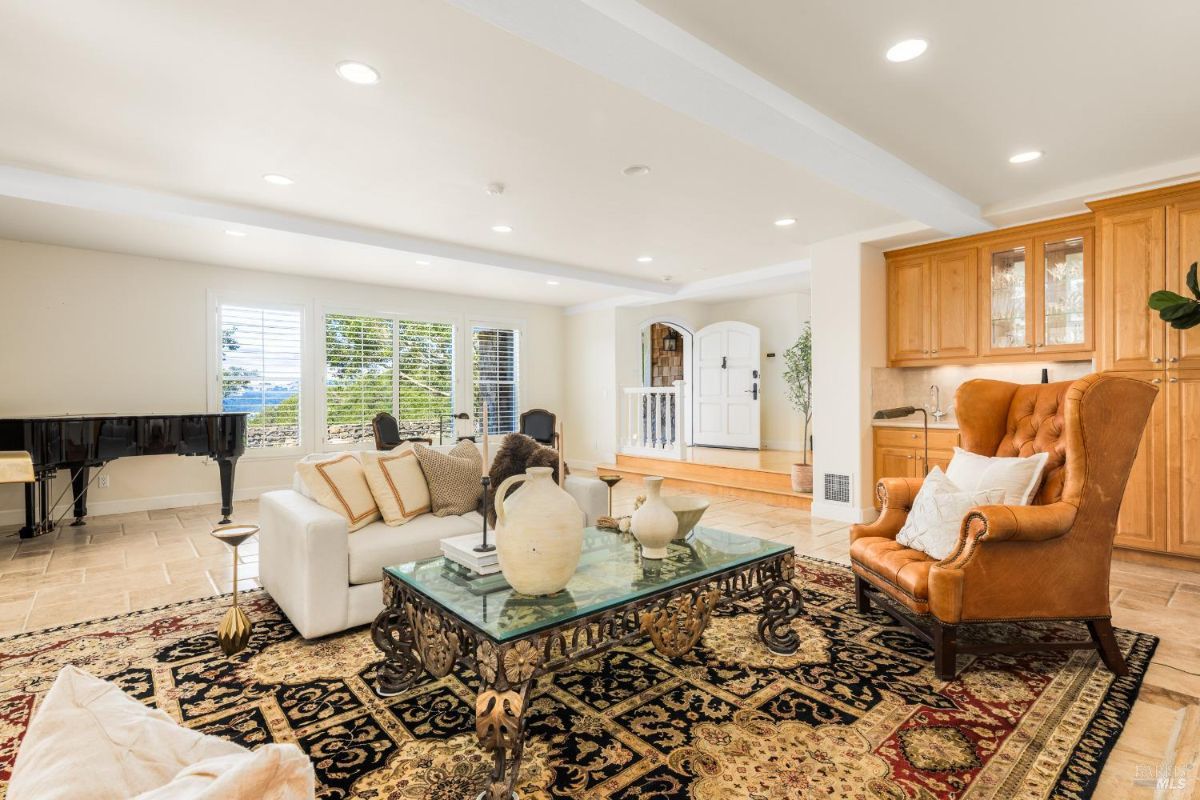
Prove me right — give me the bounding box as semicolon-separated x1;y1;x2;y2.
911;433;918;439
1170;357;1180;363
1152;378;1162;384
1153;357;1162;364
1169;377;1179;383
1038;342;1045;347
931;349;939;354
1026;343;1034;349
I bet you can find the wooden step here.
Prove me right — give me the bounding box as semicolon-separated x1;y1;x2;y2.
597;462;813;510
614;453;795;492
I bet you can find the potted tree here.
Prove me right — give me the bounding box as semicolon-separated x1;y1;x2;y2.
783;323;813;493
1149;262;1200;329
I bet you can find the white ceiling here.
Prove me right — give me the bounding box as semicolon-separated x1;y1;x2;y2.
0;0;1197;305
641;0;1200;209
0;0;898;304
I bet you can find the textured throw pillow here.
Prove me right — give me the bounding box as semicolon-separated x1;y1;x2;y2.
296;454;381;532
896;467;1005;561
362;447;431;526
945;447;1051;506
413;440;483;517
487;433;567;525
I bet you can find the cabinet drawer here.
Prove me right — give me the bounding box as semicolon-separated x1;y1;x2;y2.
874;427;960;450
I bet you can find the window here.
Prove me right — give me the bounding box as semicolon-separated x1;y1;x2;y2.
473;324;520;436
323;313;455;444
218;303;303;449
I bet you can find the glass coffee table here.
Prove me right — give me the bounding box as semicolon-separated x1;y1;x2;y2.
371;526;802;800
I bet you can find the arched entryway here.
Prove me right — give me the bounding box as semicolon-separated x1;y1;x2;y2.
640;318;693;446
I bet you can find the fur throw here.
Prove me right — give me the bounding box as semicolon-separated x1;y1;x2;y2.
487;433;568;525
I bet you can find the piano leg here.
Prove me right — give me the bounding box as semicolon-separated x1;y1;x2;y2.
38;474;54;535
70;465;89;526
20;482;36;539
217;456;238;524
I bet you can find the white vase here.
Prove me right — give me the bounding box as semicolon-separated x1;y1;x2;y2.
631;476;678;559
494;467;583;596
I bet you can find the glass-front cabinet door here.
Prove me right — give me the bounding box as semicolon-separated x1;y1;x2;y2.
1034;228;1092;354
981;239;1034;355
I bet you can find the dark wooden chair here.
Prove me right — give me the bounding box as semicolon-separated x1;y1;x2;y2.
372;412;402;451
519;408;557;446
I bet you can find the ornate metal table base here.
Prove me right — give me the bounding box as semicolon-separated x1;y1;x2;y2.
371;550;800;798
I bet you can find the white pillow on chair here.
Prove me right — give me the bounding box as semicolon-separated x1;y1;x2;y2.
945;447;1051;506
896;467;1005;561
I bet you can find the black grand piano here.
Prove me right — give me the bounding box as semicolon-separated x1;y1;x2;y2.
0;413;246;539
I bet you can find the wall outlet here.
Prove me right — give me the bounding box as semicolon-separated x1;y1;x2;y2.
97;475;110;489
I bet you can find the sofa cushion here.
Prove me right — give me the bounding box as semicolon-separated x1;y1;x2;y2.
8;665;313;800
296;454;380;532
347;514;479;585
362;447;431;526
413;440;483;516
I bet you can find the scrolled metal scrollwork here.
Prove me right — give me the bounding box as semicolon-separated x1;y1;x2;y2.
757;580;804;655
641;586;721;657
410;606;461;678
370;605;423;696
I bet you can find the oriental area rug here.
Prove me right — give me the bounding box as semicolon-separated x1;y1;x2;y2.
0;557;1154;800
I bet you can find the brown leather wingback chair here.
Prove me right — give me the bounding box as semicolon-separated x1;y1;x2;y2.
849;373;1158;680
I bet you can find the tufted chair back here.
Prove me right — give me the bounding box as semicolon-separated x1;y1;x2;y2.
954;378;1075;506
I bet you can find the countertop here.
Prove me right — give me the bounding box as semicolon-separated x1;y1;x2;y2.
871;418;959;430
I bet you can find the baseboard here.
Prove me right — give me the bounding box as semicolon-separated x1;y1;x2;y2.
811;501;878;525
0;484;289;526
763;439;804;452
568;459;600;474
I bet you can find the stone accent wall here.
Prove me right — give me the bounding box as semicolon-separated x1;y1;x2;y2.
649;323;684;387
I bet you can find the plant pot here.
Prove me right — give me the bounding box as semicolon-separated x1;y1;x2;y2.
791;463;813;493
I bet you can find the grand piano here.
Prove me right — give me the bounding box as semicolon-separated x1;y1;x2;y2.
0;413;246;539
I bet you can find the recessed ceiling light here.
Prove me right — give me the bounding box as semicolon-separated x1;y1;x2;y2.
546;280;560;286
886;39;928;63
224;229;247;237
637;256;654;263
336;61;380;85
622;164;651;177
262;173;294;186
774;217;797;227
415;260;430;266
492;224;513;233
1008;150;1043;164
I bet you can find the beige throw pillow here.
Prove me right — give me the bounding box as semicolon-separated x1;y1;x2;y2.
296;454;381;531
413;440;483;516
895;467;1006;561
363;447;431;526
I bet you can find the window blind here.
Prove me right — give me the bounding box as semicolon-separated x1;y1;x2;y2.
324;314;394;444
218;304;303;449
323;314;455;444
473;325;520;436
394;320;455;441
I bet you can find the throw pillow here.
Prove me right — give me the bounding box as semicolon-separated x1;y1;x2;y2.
362;447;431;526
895;467;1005;560
413;440;483;516
296;454;381;532
487;433;567;525
945;447;1051;506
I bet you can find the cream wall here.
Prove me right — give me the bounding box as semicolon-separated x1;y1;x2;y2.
0;238;565;523
563;308;618;468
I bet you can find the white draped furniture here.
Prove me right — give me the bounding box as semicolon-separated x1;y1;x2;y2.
259;444;608;639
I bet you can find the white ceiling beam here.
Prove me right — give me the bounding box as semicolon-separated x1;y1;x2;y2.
0;164;677;296
445;0;992;237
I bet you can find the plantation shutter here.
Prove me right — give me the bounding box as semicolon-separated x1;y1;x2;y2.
218;303;303;449
394;320;455;441
473;325;520;436
324;314;394;444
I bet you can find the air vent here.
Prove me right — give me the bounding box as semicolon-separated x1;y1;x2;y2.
823;473;852;505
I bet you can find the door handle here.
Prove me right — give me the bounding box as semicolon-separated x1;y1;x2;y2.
721;356;727;369
744;383;759;400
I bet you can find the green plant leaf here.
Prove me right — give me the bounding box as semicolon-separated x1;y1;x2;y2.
1161;300;1200;321
1150;290;1191;310
1188;262;1200;300
1170;305;1200;330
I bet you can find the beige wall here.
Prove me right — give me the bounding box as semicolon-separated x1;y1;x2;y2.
563;308;617;467
0;238;565;523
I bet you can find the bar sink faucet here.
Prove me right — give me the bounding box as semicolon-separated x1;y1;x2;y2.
929;385;948;422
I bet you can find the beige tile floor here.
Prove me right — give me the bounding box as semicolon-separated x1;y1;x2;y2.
2;478;1198;798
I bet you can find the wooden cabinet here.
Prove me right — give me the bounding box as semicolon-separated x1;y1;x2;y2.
872;427;961;505
1112;372;1168;553
1166;373;1200;557
1099;206;1166;371
1168;198;1200;369
887;217;1092;366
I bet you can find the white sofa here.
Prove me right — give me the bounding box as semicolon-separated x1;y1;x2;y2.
259;445;608;639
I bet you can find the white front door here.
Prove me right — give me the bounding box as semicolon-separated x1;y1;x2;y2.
693;321;761;449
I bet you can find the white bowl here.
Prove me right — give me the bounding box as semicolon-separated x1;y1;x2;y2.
664;496;709;539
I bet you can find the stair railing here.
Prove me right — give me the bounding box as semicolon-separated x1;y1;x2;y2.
621;380;686;459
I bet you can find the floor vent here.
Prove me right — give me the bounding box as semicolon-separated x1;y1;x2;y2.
823;473;852;505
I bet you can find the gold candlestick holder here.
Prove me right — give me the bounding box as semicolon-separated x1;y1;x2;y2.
598;474;623;517
210;523;259;655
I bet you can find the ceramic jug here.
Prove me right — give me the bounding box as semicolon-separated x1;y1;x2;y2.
630;476;678;559
494;467;583;595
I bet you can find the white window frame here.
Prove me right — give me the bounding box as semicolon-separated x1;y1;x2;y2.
206;291;311;459
468;317;526;437
317;305;460;452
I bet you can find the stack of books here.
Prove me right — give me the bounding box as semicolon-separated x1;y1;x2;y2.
440;532;501;575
